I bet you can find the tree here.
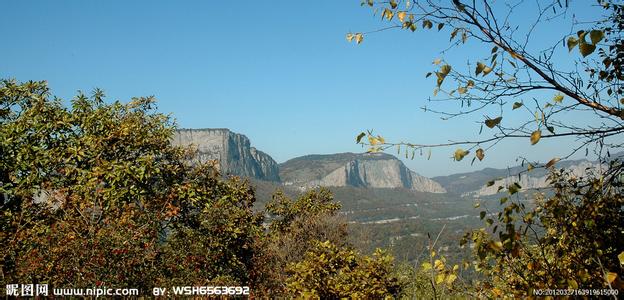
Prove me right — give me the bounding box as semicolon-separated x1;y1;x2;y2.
285;240;402;298
351;0;623;167
253;188;349;295
348;0;624;295
0;79;262;290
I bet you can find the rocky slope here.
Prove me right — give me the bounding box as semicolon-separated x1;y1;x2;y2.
433;159;608;197
279;153;446;193
172;129;280;181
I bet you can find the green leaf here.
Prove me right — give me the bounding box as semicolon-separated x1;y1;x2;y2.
509;182;521;195
589;30;604;45
530;130;541;145
485;116;502;128
480;211;486;220
486;180;495;187
422;20;433;29
567;36;578;52
579;43;596;57
512;102;523;110
356;132;366;143
500;197;508;204
453;148;469;161
553;93;564;103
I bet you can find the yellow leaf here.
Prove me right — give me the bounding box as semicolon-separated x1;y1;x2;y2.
435;273;445;284
530;130;541;145
553;93;564;103
346;33;354;42
568;279;578;289
433;58;442;65
482;66;493;76
434;259;444;271
453;148;469;161
457;86;467;94
397;11;407;22
368;136;379;145
354;33;364;44
489;241;503;251
476;148;484;161
590;30;604;45
545;157;560;168
618;251;624;265
492;288;503;297
579;42;596;57
606;272;617;284
567;36;578;52
475;62;485;75
422;262;432;271
527;163;534;171
446;274;457;284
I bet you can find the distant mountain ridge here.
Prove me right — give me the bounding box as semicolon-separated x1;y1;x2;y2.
173;128;620;198
279;152;447;193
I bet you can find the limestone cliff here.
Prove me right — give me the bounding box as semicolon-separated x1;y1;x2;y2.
472;160;602;196
280;153;446;193
172;129;280;182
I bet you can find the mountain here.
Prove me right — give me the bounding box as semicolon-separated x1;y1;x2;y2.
279;152;446;193
172;128;280;181
433;158;610;197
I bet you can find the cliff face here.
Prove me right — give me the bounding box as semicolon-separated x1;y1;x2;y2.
172;129;280;182
473;160;602;196
280;153;446;193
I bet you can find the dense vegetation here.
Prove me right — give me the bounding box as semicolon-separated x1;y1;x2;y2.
1;0;623;297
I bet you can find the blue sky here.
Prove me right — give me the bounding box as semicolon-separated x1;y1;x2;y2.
0;0;614;177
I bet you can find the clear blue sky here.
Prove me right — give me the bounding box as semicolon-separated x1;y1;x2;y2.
0;0;613;177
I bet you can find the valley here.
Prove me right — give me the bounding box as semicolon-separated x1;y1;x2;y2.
174;128;610;264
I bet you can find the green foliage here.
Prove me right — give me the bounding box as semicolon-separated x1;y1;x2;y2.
255;188;348;296
462;163;624;296
265;187;340;233
285;240;402;298
0;79;261;289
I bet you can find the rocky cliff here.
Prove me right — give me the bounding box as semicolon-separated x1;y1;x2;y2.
172;129;280;182
433;159;607;197
279;153;446;193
